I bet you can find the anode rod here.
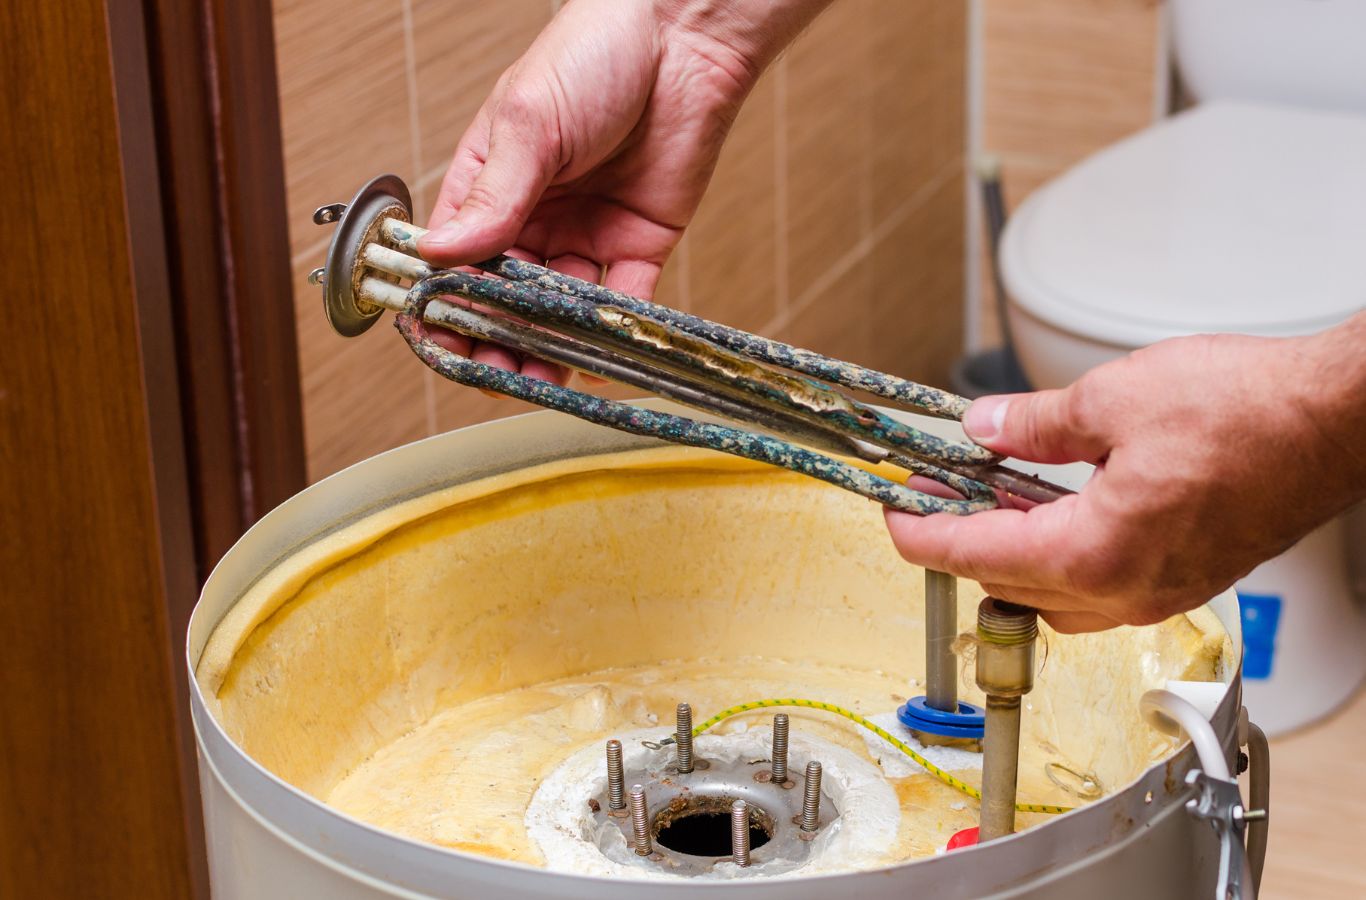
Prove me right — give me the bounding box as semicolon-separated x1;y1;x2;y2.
974;598;1038;843
924;569;958;712
980;695;1023;842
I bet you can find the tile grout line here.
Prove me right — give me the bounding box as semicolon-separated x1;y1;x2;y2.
964;0;984;353
773;58;790;322
398;0;437;436
858;0;874;246
764;160;960;338
291;234;333;271
857;0;875;354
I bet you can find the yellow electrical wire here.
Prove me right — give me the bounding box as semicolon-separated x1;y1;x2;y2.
688;698;1073;815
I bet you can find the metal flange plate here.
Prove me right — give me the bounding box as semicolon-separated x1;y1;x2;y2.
320;173;413;337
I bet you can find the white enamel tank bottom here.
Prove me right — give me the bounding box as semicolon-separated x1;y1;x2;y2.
188;401;1247;898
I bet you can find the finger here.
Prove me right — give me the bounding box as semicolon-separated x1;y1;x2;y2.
1035;609;1122;634
419;93;561;267
602;259;663;300
882;501;1077;592
428;329;474;362
962;389;1109;465
979;581;1122;633
470;341;522;375
544;254;606;386
905;474;964;501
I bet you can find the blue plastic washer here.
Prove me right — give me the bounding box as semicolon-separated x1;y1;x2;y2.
897;696;986;739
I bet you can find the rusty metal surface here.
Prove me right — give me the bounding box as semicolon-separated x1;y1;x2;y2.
318;174;1076;516
394;284;994;516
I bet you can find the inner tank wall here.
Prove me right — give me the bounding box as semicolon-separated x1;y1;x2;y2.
198;449;1228;803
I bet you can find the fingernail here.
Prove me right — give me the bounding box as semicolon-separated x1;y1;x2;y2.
420;219;460;248
963;396;1009;442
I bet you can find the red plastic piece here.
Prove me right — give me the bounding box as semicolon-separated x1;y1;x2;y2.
946;826;979;851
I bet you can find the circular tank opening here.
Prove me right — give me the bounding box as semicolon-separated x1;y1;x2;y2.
655;798;773;857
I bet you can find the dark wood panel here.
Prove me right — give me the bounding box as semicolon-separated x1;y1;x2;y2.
143;0;306;579
0;0;201;896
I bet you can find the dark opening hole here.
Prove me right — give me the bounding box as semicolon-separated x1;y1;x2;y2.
655;806;773;858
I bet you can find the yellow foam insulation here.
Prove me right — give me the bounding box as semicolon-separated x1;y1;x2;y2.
197;446;1232;869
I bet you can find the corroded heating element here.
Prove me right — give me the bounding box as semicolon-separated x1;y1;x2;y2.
605;740;625;812
800;762;823;833
731;799;752;867
974;598;1039;843
770;713;790;784
629;785;652;856
675;702;695;774
311;175;1074;519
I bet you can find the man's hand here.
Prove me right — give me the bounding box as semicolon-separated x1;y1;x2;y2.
417;0;831;383
885;315;1366;633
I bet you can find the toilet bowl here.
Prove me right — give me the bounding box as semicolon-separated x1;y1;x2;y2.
999;0;1366;735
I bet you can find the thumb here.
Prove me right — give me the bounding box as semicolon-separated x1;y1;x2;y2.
419;107;558;266
962;389;1109;464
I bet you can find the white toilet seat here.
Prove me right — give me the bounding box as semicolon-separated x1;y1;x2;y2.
1001;101;1366;348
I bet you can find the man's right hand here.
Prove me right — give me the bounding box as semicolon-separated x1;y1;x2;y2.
417;0;832;384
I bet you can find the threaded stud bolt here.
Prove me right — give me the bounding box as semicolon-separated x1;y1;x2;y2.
771;713;789;784
801;761;823;832
629;785;651;856
675;702;694;774
731;799;751;867
605;739;625;811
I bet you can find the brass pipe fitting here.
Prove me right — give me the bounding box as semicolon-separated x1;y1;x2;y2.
974;597;1038;843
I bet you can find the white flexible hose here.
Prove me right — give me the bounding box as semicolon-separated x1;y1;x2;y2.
1140;690;1255;899
1140;689;1229;779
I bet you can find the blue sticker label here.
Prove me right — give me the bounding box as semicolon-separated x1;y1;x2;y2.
1237;592;1282;680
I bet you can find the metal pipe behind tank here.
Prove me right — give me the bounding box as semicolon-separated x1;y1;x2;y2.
974;598;1038;843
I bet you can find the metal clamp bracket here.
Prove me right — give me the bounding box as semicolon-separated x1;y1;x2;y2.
1185;768;1262;900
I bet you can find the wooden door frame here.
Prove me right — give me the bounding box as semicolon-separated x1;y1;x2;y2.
108;0;302;893
4;0;307;890
135;0;307;581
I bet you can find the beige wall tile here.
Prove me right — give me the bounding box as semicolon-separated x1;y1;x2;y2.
868;0;967;228
780;256;872;365
292;261;430;481
275;0;414;262
983;0;1161;168
409;0;550;201
433;382;537;434
785;2;872;294
686;73;778;333
867;171;965;386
